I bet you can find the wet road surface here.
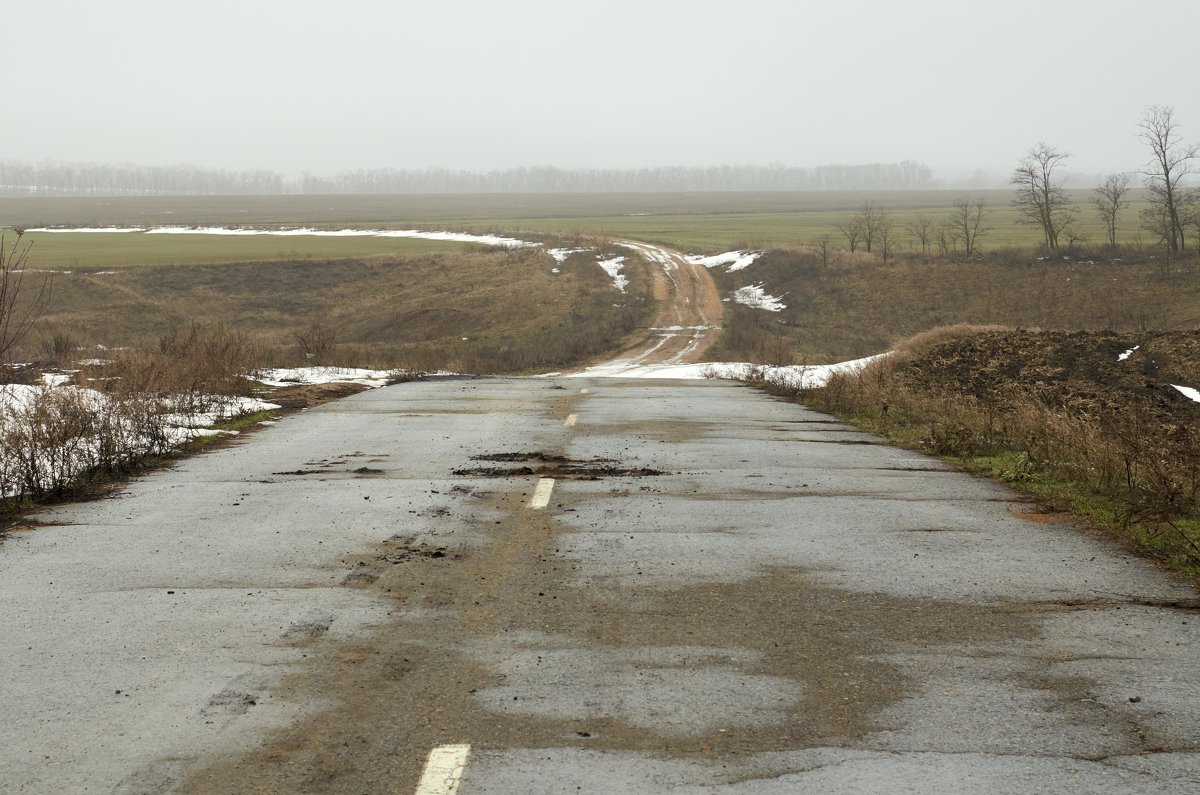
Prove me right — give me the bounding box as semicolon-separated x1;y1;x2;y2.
2;378;1198;793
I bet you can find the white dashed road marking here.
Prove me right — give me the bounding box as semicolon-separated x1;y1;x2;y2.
529;478;555;509
414;744;471;795
565;414;578;427
580;388;589;394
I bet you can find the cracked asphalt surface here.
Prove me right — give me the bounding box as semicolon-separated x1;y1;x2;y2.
2;377;1198;793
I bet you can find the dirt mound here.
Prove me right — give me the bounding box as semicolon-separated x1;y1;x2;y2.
266;381;371;410
898;330;1200;428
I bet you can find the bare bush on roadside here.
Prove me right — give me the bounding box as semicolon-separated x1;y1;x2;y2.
0;231;50;365
107;322;262;415
295;321;340;364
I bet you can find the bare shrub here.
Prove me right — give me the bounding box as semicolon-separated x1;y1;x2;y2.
108;322;262;414
0;386;99;501
0;323;263;510
295;321;340;364
0;231;50;365
38;323;83;365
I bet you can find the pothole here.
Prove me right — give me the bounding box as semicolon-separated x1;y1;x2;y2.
453;451;666;480
380;536;460;563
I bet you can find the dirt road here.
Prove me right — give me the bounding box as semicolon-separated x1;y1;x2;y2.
572;240;723;374
2;375;1199;793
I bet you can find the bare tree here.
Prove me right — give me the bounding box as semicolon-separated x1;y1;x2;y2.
1092;173;1131;247
908;216;935;258
856;201;889;253
812;234;832;268
878;221;896;263
1010;143;1074;250
936;224;955;256
838;201;890;254
948;199;989;256
0;231;50;364
1139;106;1197;251
837;217;864;253
295;321;339;363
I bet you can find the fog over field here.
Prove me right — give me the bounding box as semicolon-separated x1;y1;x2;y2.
6;0;1200;181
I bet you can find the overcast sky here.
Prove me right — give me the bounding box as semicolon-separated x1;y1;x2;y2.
7;0;1199;179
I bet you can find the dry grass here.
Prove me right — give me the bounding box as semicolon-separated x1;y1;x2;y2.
2;323;269;509
705;247;1200;363
16;246;654;374
788;327;1200;575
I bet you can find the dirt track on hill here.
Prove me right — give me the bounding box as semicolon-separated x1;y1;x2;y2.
603;240;723;366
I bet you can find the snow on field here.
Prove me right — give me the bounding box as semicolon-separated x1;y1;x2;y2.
0;384;279;435
570;354;887;385
162;395;281;430
28;226;534;248
1119;345;1140;361
252;366;405;388
732;283;786;312
1172;384;1200;404
547;247;590;262
618;241;677;271
29;227;650;293
28;227;146;233
687;250;763;272
544;247;636;291
596;256;628;291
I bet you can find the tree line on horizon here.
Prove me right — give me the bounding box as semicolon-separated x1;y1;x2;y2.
0;161;934;197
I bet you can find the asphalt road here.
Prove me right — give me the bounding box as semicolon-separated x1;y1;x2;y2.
2;377;1199;794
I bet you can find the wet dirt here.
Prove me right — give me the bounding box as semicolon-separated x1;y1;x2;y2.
181;485;1041;794
583;241;725;369
454;451;666;480
264;381;373;410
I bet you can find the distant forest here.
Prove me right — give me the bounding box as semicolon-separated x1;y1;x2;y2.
0;160;934;196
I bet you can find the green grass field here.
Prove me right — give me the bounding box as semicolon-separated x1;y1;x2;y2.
1;190;1156;267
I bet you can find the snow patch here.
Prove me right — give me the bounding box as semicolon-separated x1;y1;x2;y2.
1118;345;1140;361
547;247;590;262
27;227;146;233
1171;384;1200;404
687;250;763;272
732;283;786;312
252;366;405;388
29;226;533;248
569;354;887;384
596;257;628;292
0;384;281;497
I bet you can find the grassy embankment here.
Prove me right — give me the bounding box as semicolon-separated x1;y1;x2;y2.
702;246;1200;364
13;240;653;374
